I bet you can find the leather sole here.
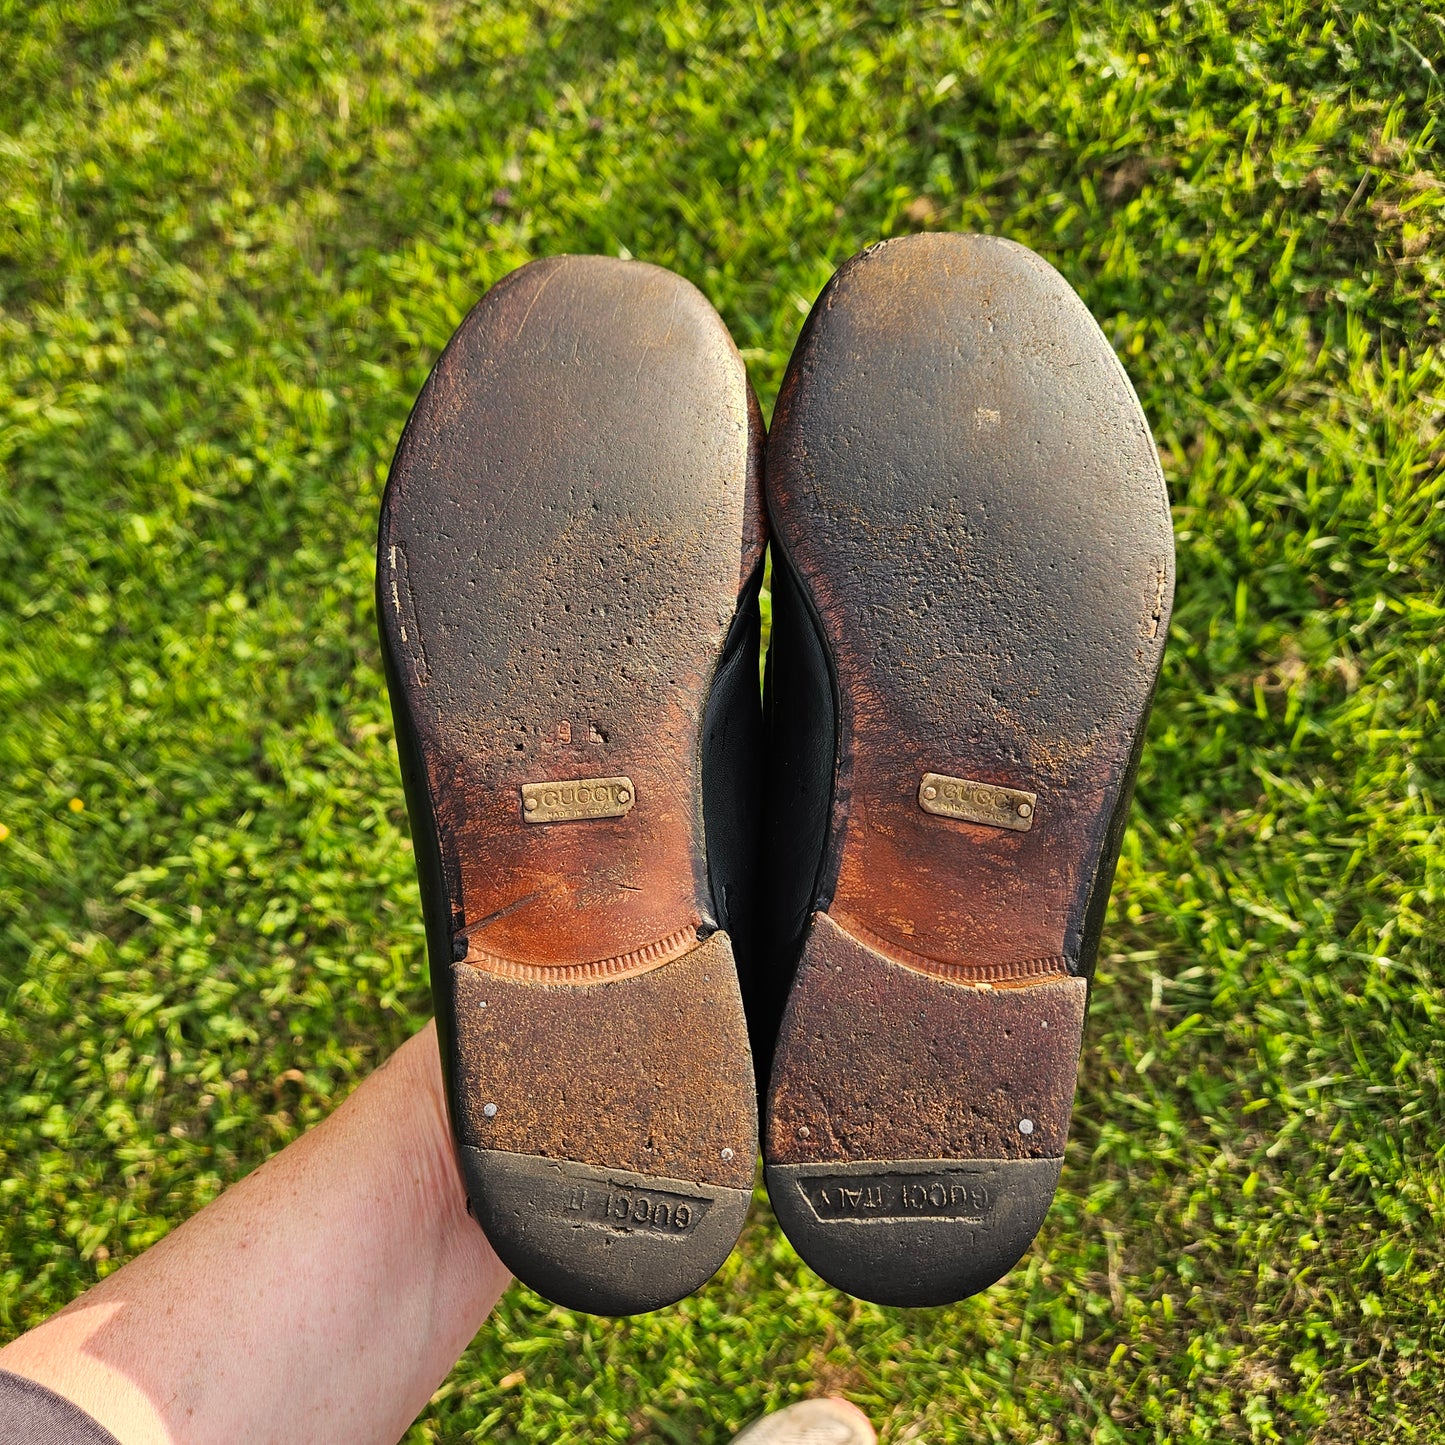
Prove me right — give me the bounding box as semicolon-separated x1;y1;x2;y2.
378;255;764;1314
761;234;1174;1306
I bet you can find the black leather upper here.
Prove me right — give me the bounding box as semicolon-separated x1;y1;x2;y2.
702;560;767;973
752;548;837;1077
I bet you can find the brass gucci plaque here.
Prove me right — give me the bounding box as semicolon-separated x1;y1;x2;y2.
521;776;635;824
918;772;1036;831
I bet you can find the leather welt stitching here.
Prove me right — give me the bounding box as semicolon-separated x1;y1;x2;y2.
459;924;699;984
840;916;1072;986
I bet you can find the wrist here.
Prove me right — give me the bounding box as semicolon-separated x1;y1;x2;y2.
381;1019;474;1237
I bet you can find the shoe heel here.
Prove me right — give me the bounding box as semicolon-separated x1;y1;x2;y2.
449;930;755;1315
463;1152;752;1316
764;912;1085;1306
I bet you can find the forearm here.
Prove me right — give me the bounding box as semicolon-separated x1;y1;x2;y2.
0;1020;509;1445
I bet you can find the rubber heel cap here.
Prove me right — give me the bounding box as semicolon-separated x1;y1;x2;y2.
461;1148;752;1316
766;1154;1063;1307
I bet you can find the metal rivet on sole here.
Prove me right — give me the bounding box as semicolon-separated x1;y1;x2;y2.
797;1125;811;1139
523;797;538;812
483;1103;498;1119
720;1148;734;1161
1017;802;1033;819
1018;1118;1034;1135
923;785;938;800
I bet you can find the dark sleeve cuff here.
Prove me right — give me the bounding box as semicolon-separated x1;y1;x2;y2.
0;1368;121;1445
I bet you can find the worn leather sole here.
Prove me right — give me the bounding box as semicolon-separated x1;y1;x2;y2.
378;255;764;1315
762;234;1174;1306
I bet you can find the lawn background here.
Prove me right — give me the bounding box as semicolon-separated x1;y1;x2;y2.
2;1;1442;1440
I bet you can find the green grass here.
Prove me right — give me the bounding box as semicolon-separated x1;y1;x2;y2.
2;1;1442;1439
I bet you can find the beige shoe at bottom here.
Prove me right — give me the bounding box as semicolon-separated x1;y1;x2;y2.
730;1397;877;1445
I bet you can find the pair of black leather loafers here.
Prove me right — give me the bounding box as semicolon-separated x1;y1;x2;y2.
377;234;1174;1315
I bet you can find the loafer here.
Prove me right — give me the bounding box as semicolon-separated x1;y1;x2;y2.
378;255;766;1315
758;233;1174;1306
